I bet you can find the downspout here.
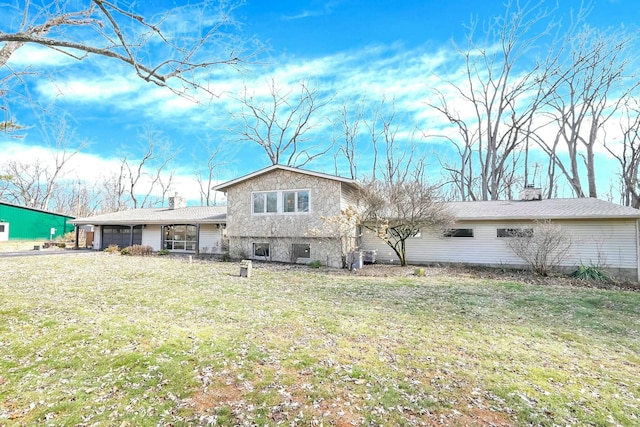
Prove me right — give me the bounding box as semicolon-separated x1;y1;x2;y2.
636;219;640;282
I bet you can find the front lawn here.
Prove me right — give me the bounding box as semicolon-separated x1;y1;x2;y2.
0;254;638;426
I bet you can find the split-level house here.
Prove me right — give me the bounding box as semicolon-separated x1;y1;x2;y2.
212;165;360;268
72;165;640;280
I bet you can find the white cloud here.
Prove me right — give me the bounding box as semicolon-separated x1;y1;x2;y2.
34;74;141;102
0;140;206;204
7;44;76;67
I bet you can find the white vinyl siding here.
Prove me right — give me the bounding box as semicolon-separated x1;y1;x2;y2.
360;219;639;269
199;224;224;253
142;225;161;250
340;184;359;211
93;226;102;250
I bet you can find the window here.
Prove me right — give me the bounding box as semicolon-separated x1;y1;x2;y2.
283;190;309;213
443;228;474;238
251;189;310;215
0;225;4;233
292;243;310;259
165;225;197;251
497;228;533;238
252;192;278;214
253;243;270;257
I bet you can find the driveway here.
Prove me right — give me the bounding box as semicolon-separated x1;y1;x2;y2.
0;249;94;257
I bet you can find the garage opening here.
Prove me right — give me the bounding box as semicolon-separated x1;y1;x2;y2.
101;225;142;249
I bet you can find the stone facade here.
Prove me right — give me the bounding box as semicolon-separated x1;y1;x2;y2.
224;168;358;267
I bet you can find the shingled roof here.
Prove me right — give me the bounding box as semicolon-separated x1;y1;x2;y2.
213;164;359;192
449;198;640;221
70;197;640;226
71;206;227;225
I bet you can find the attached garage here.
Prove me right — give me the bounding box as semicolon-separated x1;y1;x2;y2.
101;225;143;249
71;199;227;254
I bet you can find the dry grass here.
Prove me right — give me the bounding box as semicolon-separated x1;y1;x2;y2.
0;253;638;426
0;241;43;252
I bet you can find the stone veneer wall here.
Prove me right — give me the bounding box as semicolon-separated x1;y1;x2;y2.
230;236;344;267
225;169;354;267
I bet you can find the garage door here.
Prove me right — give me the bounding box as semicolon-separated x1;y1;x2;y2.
101;226;142;249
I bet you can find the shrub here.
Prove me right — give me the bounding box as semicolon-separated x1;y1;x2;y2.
309;260;322;269
127;245;153;256
104;244;120;254
505;220;572;276
220;252;232;262
120;247;130;255
157;249;170;256
571;264;608;281
57;242;66;248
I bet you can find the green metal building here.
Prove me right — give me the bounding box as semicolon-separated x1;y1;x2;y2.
0;201;75;241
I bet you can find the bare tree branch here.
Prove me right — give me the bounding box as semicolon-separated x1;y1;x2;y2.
230;78;333;167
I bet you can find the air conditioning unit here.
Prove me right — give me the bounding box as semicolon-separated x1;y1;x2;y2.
362;249;377;264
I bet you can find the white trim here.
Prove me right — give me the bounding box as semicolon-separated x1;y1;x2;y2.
0;222;8;241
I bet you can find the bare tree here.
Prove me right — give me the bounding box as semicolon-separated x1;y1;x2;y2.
194;141;225;206
332;100;365;179
428;0;561;201
505;219;572;276
358;131;453;266
0;0;257;101
121;127;177;208
0;117;87;210
537;26;638;199
604;100;640;208
99;161;128;212
49;179;103;217
359;174;453;267
230;78;333;167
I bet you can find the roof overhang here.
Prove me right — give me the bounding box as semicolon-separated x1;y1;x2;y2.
213;164;360;192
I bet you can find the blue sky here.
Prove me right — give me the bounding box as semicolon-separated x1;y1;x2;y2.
2;0;639;204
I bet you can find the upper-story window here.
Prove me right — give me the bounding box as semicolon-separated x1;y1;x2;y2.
252;190;310;215
253;191;278;214
283;190;309;213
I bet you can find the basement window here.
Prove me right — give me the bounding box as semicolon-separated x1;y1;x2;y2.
253;242;270;258
443;228;474;238
497;228;534;238
292;243;310;259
